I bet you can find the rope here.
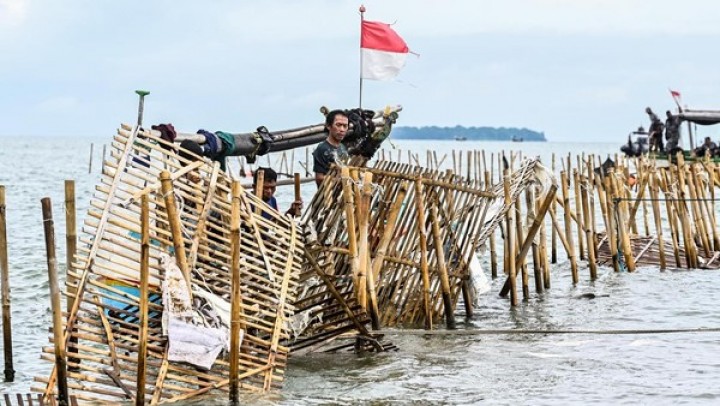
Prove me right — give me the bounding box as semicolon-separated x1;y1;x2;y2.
373;327;720;336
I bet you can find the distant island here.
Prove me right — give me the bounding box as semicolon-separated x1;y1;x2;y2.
390;125;547;141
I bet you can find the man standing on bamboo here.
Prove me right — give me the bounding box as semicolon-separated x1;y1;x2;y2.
646;107;665;153
313;110;350;186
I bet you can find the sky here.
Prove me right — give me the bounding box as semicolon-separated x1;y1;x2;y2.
2;0;720;142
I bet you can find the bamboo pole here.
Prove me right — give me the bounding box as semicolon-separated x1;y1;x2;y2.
88;143;94;174
648;171;667;270
369;181;408;329
527;188;543;293
356;172;372;311
580;176;597;280
340;167;360;296
413;178;433;328
254;169;264;216
229;181;243;405
135;194;150;406
41;197;69;406
0;186;14;382
561;172;579;283
159;171;192;296
428;198;456;329
499;185;557;298
504;169;517;307
573;169;585;260
360;172;381;326
64;181;79;368
484;171;498;279
551;154;558;263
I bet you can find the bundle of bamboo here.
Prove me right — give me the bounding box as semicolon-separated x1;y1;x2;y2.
34;125;302;404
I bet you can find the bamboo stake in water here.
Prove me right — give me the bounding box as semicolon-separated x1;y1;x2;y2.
561;172;579;283
41;197;69;406
648;171;667;270
136;194;150;406
229;181;243;405
413;178;434;328
64;181;79;367
551;154;558;263
503;169;518;307
429;199;456;329
0;186;14;382
88;143;94;174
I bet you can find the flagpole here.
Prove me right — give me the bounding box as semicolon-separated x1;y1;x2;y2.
359;4;366;110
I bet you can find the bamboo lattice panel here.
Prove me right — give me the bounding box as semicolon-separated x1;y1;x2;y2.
34;125;301;404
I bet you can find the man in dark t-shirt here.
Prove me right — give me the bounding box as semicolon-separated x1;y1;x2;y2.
313;110;350;186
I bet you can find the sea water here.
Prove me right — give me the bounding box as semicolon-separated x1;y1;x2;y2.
1;136;719;405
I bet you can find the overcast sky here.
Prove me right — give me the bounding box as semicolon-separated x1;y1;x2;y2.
2;0;720;141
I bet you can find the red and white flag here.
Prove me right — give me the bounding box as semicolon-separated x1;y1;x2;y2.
361;20;410;81
669;89;682;107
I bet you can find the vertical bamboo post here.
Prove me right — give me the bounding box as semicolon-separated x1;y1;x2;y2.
551;153;558;263
360;172;381;327
515;194;529;300
527;188;543;293
369;181;407;329
88;143;93;174
484;171;498;279
580;177;597;280
254;169;264;216
0;186;14;382
573;169;585;260
561;172;579;283
356;172;372;311
159;171;192;293
229;181;243;405
340;167;360;294
41;198;69;406
662;171;683;267
429;199;456;329
649;172;667;270
136;194;150;406
612;175;637;272
504;169;517;307
413;178;433;329
64;180;79;367
101;144;107;169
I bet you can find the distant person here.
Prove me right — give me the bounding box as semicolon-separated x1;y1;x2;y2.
694;137;717;158
646;107;664;153
313;110;350;186
664;110;682;155
253;167;303;218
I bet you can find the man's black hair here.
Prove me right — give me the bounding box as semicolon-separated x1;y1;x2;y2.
324;109;348;132
253;167;278;185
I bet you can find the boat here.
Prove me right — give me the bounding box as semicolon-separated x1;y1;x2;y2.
511;136;523;142
454;135;467;141
620;107;720;164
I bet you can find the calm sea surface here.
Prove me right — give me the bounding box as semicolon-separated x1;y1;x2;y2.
1;136;719;405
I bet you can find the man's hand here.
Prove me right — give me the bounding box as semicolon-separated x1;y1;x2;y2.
286;200;303;217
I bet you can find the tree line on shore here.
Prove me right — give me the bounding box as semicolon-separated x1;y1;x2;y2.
391;125;546;141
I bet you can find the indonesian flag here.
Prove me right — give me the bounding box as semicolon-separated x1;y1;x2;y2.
669;89;682;107
361;20;410;81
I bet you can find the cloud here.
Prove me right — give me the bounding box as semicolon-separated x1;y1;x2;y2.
0;0;28;26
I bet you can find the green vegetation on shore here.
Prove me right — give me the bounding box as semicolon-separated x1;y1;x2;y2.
391;125;547;141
